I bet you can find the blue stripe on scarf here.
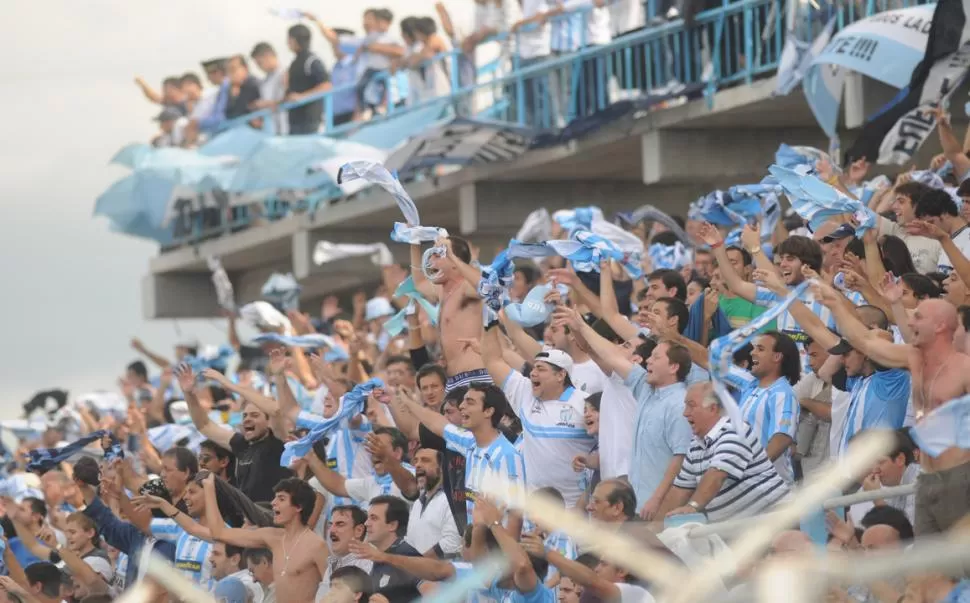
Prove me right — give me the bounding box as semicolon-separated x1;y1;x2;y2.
27;430;119;473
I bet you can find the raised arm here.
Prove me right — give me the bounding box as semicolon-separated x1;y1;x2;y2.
522;535;619;601
934;106;970;181
201;473;272;548
131;494;212;541
131;337;172;369
480;322;515;386
409;245;440;302
176;364;235;450
499;311;542;360
477;499;537;593
546;267;603;317
555;306;634;379
597;260;640;341
391;387;450;438
814;276;910;368
348;541;456;581
700;224;757;302
753;269;840;349
305;449;351;498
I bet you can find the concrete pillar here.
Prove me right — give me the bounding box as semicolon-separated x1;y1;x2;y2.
142;273;222;319
641;128;828;185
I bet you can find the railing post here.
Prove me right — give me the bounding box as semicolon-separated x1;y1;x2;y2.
743;2;754;84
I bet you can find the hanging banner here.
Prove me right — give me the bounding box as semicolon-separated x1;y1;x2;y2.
803;4;936;137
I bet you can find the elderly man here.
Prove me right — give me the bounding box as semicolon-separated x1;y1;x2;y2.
659;382;790;521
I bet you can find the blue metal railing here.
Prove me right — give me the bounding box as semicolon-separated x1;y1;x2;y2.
166;0;931;248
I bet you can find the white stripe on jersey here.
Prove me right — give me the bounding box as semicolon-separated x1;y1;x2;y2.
175;531;213;588
443;424;526;526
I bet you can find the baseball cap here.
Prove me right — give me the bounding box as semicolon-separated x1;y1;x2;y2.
365;297;395;322
213;577;248;603
534;349;574;375
815;223;856;244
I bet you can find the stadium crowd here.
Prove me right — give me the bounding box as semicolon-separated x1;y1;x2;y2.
9;71;970;603
134;0;705;148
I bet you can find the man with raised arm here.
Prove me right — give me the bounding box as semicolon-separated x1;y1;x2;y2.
409;236;489;391
202;472;328;603
811;273;970;534
391;384;525;529
176;365;291;502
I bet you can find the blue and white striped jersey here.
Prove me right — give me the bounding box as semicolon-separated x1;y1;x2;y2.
724;366;799;483
838;369;911;457
443;424;526;526
174;530;213;588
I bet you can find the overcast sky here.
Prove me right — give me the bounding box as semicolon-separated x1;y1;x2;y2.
0;1;473;418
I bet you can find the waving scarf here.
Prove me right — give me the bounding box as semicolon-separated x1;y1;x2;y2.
261;273;301;312
769;165;877;234
207;256;235;312
27;430;123;474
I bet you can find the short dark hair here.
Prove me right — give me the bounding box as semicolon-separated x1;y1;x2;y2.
162;76;181;89
273;478;316;525
959;305;970;331
914;189;959;218
127;360;148;379
448;236;472;264
250;42;276;58
414;16;437;35
514;264;538;286
760;332;802;386
647;269;686;301
634;338;657;369
443;385;468;408
416;364;447;389
467;382;509;428
655;297;689;334
659;340;692;382
386;355;414;373
23;497;47;519
25;562;62;597
332;504;368;529
373;426;408;456
584;392;602;413
331;565;372;594
228;54;249;70
180;72;202;88
369;495;410;537
890;428;917;465
600;479;636;519
958;179;970;199
376;8;394;22
725;246;753;267
200;440;236;476
894;181;932;202
164;446;200;477
861;505;914;541
67;512;100;548
223;543;246;570
288;24;312;51
856;305;890;331
246;548;273;565
775;236;823;272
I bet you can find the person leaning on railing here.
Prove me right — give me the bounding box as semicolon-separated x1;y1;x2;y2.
284;24;332;135
303;12;362;127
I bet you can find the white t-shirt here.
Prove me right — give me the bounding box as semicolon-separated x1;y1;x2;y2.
501;371;596;506
517;0;552;59
937;225;970;272
828;387;852;460
598;372;637;479
608;0;645;36
615;583;656;603
571;358;606;395
878;216;942;275
558;0;613;48
361;31;403;71
345;471;413;507
406;488;462;556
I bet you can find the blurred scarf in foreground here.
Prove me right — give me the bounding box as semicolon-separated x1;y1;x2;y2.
27;430;123;474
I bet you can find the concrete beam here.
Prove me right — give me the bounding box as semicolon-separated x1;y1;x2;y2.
142;272;222;319
641;128;828;185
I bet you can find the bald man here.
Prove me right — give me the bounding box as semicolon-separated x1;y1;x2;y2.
816;284;970;535
770;530;815;556
860;524;901;551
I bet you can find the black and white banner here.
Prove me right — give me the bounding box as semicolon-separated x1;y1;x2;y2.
383;117;535;175
849;0;970;165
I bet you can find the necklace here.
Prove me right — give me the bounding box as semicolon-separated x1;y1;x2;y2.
920;355;953;420
280;527;309;576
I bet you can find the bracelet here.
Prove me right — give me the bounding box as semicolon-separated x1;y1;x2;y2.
747;245;762;255
166;510;180;519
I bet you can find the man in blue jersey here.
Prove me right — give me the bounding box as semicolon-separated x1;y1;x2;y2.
722;331;802;484
305;426;412;507
759;270;912;459
397;382;525;533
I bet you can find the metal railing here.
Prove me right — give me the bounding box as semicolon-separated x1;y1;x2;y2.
161;0;932;248
686;483;917;538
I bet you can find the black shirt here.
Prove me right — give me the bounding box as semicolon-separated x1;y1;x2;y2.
371;538;423;603
286;51;330;130
418;424;467;534
226;76;262;120
229;431;293;502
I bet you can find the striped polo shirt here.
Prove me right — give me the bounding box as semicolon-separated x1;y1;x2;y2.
673;417;790;521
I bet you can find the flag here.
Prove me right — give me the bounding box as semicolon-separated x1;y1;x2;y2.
775;17;837;96
909;394;970;457
847;0;970;165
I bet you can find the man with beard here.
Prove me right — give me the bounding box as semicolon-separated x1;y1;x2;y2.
404;449;461;558
318;505;372;599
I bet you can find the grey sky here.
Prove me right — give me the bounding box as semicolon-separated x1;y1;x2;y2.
1;0;472;417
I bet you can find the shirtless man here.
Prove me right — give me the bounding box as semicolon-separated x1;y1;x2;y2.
201;472;328;602
814;278;970;535
410;236;488;391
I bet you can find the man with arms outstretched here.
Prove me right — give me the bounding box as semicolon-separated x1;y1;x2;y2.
202;473;328;602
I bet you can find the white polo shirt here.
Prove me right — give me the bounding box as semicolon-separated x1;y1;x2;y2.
406;487;462;556
518;0;552;59
501;371;595;506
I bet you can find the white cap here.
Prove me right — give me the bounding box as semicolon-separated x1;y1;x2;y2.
534;349;574;375
365;297;395;322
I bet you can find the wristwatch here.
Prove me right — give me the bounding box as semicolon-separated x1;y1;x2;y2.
490;520;502;529
687;501;703;512
747;245;762;256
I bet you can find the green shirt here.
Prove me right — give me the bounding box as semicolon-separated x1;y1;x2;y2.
719;295;776;331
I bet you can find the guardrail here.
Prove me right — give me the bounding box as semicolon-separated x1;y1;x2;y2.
686;482;917;538
163;0;932;248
